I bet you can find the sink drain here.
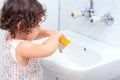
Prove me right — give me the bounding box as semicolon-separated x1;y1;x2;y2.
83;48;87;51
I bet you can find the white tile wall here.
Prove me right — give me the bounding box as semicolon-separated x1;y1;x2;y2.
60;0;120;47
39;0;59;31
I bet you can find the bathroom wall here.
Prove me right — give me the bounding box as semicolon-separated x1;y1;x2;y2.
38;0;59;31
60;0;120;47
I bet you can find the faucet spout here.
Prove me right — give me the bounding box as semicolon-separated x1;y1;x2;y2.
90;0;93;9
89;0;94;17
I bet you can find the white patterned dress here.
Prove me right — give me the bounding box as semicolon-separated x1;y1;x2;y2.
2;37;43;80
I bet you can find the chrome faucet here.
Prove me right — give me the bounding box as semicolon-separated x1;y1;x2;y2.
71;0;114;25
80;0;94;17
89;0;114;25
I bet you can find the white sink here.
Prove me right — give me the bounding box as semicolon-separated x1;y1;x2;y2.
33;30;120;80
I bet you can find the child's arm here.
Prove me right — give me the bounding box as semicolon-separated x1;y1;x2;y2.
16;32;63;58
34;28;57;40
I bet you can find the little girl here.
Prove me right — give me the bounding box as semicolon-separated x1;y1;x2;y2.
0;0;64;80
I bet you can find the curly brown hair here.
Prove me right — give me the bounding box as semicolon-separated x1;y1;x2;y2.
0;0;46;38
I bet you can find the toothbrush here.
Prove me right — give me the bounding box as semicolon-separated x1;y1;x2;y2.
58;36;71;53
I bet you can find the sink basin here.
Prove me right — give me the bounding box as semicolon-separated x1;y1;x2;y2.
58;42;102;68
33;30;120;80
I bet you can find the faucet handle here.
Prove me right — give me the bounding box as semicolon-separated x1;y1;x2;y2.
71;11;83;18
89;16;101;25
101;12;114;25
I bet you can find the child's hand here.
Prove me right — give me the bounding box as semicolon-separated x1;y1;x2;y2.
59;42;65;47
56;32;66;46
56;32;64;38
